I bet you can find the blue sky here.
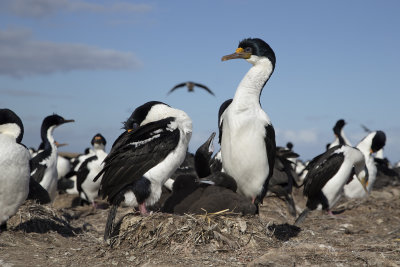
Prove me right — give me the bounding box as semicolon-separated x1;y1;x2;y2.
1;0;399;162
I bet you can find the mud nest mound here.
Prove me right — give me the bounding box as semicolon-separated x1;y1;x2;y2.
109;209;301;256
8;201;82;237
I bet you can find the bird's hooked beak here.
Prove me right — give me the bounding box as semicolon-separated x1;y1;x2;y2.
356;171;369;194
63;119;75;124
206;132;216;154
221;47;252;61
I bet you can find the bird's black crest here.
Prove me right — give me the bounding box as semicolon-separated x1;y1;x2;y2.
124;101;167;130
0;108;24;143
238;38;276;69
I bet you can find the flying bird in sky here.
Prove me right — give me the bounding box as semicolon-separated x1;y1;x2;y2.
167;81;215;96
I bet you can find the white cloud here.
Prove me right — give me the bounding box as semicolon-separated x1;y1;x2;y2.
0;28;141;77
0;0;152;18
276;128;319;144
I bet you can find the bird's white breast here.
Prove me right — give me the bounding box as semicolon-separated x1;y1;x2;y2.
0;135;30;224
321;159;353;209
39;144;58;202
221;105;270;199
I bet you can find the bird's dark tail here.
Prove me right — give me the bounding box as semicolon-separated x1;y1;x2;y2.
104;204;118;242
104;191;125;242
294;207;310;226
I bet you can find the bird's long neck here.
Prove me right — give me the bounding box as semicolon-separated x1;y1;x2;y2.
41;125;56;151
232;58;274;108
356;135;373;158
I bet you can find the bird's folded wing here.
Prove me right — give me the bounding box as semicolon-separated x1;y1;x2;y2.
303;152;344;197
96;117;180;201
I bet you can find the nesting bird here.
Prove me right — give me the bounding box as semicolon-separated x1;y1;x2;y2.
344;131;386;198
76;133;107;206
0;109;30;231
168;81;214;96
30;114;74;202
219;38;276;208
295;145;368;225
162;132;253;215
94;101;192;240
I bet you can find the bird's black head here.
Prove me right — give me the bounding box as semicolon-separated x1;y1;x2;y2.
172;174;198;193
42;114;75;130
371;131;386;153
194;132;216;178
333;119;346;134
91;133;107;146
0;108;24;143
222;38;276;69
124;101;167;131
286;142;293;150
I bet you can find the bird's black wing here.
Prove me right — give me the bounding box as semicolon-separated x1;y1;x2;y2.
167;82;186;95
27;177;51;204
30;150;51;183
95;117;180;203
76;155;97;194
256;124;276;203
303;147;344;197
217;99;232;144
193;82;215;96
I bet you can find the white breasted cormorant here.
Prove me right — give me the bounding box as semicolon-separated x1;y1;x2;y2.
219;38;276;207
295;145;368;225
0;109;30;231
30;114;74;202
76;133;108;206
94;101;192;240
344;131;386;198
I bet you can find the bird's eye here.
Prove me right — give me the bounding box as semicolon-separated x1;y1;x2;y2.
244;47;252;53
132;122;139;130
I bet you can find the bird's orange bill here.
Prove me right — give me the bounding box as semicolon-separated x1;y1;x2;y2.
221;47;251;61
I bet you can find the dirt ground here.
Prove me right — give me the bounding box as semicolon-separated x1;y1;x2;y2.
1;184;400;266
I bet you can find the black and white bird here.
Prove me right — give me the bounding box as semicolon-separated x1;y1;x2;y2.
76;133;108;206
30;114;74;202
328;119;352;149
94;101;192;240
0;109;30;231
162;132;246;215
219;38;276;207
344;131;386;198
167;81;215;96
295;145;368;225
193;132;237;191
64;147;96;195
